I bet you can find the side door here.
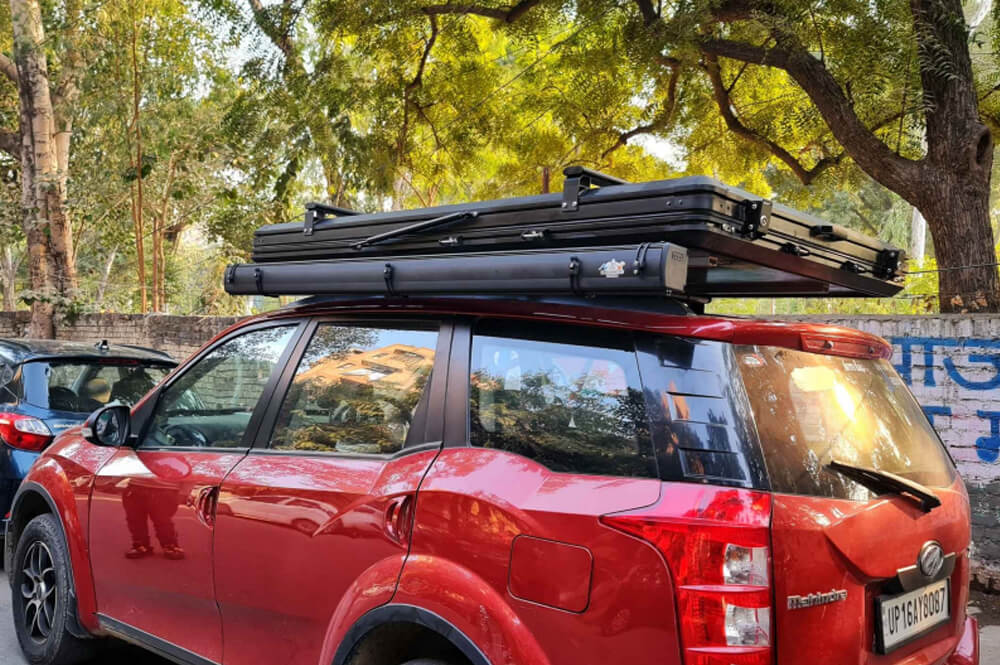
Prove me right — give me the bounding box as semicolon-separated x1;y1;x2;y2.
213;318;450;665
89;322;302;663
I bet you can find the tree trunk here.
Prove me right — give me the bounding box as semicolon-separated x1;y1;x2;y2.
917;174;998;313
0;245;19;310
10;0;76;338
129;5;147;312
153;152;177;312
911;0;997;311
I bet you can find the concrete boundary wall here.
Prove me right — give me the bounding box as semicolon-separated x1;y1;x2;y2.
0;312;242;363
2;311;999;587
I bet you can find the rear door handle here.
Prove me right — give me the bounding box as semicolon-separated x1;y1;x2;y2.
384;494;415;544
194;486;220;527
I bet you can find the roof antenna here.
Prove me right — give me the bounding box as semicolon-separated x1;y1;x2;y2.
96;340;110;353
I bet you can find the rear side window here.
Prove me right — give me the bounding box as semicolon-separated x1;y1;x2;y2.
21;360;172;412
469;321;655;478
737;345;956;499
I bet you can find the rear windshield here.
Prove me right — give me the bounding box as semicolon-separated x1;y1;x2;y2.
736;345;955;499
20;360;173;413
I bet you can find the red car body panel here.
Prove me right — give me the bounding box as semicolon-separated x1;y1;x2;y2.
215;449;438;665
398;447;680;665
5;298;979;665
770;478;972;665
89;448;247;662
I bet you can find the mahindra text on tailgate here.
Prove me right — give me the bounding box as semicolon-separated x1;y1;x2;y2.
738;345;969;664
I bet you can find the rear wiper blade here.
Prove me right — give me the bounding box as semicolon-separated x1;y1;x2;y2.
826;460;941;512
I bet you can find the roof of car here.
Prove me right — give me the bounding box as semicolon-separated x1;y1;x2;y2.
253;295;893;360
0;338;176;364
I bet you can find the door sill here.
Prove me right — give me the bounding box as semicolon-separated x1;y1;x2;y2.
97;614;219;665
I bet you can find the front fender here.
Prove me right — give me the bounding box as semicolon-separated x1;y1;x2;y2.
7;437;116;635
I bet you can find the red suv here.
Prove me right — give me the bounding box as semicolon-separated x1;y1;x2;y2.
3;296;980;665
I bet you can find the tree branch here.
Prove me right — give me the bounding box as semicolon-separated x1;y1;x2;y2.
704;52;840;184
602;65;680;158
700;37;923;199
423;0;543;22
633;0;659;25
247;0;299;62
407;15;439;93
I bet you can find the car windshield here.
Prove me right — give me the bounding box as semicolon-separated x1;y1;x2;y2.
20;360;173;413
736;345;955;500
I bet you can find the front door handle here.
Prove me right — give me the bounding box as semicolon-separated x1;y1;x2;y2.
194;486;220;527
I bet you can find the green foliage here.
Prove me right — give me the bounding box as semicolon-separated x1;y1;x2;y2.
0;0;997;316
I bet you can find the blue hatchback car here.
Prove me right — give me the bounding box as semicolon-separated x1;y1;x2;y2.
0;339;176;529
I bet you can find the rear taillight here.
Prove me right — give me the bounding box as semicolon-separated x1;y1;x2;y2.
0;414;54;451
601;485;773;665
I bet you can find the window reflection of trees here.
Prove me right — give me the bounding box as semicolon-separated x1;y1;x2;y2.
272;326;436;455
470;342;653;478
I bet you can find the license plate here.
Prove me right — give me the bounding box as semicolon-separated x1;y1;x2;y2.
875;578;950;653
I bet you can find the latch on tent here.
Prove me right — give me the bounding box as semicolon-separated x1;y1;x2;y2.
303;201;359;236
561;166;629;212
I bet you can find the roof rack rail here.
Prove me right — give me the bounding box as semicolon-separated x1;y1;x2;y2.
234;169;905;301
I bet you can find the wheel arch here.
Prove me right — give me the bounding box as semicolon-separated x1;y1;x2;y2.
331;604;491;665
6;476;96;638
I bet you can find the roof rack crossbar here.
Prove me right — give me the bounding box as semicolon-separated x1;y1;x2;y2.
561;166;630;213
353;210;479;250
303;201;360;236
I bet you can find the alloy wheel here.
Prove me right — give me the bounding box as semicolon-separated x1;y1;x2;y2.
20;540;58;643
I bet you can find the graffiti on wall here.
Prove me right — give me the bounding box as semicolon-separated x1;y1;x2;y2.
892;337;1000;466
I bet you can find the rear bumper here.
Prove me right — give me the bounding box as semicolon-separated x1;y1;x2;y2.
946;616;979;665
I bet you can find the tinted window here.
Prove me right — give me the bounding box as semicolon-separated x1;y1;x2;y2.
143;326;295;448
271;324;438;455
0;362;20;404
737;345;956;499
636;335;765;488
21;360;172;412
470;322;655;478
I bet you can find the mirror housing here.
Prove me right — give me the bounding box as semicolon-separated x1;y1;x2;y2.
82;405;134;447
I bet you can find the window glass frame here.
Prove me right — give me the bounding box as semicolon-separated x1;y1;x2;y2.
134;320;306;452
252;316;452;459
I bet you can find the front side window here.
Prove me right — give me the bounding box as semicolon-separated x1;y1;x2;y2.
270;324;438;455
143;326;295;448
470;321;655;478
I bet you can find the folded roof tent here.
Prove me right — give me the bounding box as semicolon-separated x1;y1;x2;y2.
225;167;904;306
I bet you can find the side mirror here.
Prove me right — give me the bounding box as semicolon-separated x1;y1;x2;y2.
83;405;133;447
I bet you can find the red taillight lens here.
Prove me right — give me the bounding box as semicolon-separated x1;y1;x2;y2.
0;414;53;451
601;485;773;665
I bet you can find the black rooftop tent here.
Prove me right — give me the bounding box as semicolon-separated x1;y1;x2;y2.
225;167;904;303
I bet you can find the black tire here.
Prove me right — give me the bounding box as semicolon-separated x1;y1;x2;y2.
10;514;96;665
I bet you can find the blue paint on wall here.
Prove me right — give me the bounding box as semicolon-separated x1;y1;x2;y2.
976;411;1000;463
891;336;1000;391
